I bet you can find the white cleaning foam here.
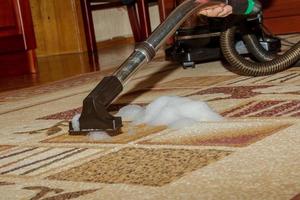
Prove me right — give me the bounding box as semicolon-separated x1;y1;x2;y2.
117;96;223;129
71;114;81;131
177;100;223;121
71;95;223;141
88;131;112;141
133;96;188;125
116;104;145;121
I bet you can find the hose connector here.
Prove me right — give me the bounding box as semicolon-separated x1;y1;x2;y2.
226;0;262;15
244;0;261;15
135;41;156;62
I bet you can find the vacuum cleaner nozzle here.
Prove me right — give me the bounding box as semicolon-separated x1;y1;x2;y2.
69;76;123;135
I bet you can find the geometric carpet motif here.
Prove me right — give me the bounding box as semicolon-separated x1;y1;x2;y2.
139;122;291;147
0;147;106;176
291;193;300;200
42;124;166;144
48;147;232;186
225;71;300;85
222;100;300;118
0;145;13;153
2;40;300;199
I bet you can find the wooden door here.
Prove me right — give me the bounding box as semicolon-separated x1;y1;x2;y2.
263;0;300;34
29;0;87;57
0;0;37;76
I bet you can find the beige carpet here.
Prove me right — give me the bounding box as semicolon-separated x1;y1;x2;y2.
0;52;300;199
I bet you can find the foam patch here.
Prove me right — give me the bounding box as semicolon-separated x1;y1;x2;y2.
116;96;223;129
88;131;112;141
116;105;145;121
71;114;81;131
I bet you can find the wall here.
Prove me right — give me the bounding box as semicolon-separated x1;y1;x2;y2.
263;0;300;34
30;0;160;56
92;5;160;42
30;0;86;57
28;0;299;58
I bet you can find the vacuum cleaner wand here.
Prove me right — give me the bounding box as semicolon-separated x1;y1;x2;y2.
69;0;262;135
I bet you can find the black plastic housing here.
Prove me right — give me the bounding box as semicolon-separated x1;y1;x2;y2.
69;76;123;135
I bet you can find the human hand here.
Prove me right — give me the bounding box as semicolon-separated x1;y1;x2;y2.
198;3;232;17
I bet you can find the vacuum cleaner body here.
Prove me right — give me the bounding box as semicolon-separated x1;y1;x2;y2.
165;15;281;68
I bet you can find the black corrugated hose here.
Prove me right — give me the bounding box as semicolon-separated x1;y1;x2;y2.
220;26;300;76
242;33;275;62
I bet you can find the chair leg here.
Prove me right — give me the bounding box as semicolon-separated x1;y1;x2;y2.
157;0;176;22
81;0;99;65
126;4;143;42
136;0;176;41
136;0;152;40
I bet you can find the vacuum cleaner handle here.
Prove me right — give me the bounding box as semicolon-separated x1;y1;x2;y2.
222;0;262;15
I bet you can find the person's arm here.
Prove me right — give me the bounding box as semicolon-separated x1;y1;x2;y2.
198;3;232;17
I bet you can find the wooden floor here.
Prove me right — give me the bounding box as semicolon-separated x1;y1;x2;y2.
0;44;135;93
1;33;299;93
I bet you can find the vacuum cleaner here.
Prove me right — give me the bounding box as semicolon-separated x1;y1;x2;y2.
165;14;281;68
69;0;300;135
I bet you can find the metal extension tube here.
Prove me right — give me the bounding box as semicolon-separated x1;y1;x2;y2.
113;0;225;85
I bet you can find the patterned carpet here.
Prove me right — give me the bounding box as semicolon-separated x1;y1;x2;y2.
0;52;300;200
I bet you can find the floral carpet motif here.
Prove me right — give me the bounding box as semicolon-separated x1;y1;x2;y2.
0;56;300;199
